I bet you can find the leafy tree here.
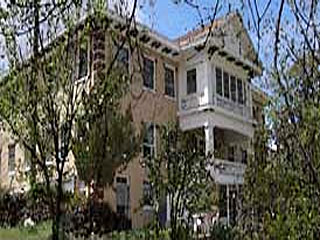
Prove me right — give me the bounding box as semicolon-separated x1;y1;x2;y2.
0;0;141;239
144;124;214;240
237;1;320;238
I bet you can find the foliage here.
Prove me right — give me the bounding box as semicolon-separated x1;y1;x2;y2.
0;221;51;240
0;187;52;228
210;223;235;240
144;124;214;240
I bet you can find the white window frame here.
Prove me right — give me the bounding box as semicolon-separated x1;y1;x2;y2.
142;56;156;92
115;174;131;218
143;180;153;211
142;122;156;161
164;63;176;100
186;67;197;95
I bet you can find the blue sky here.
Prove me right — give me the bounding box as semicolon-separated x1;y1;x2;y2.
138;0;243;40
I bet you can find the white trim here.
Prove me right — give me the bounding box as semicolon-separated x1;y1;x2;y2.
186;67;197;95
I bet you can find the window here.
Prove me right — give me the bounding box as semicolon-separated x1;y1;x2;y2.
223;71;230;99
143;123;155;159
143;57;155;90
78;42;88;80
216;67;223;96
237;79;243;104
230;76;237;102
219;185;227;218
117;47;129;73
243;82;247;106
165;66;175;98
116;176;130;218
187;68;197;94
242;149;247;164
8;144;15;173
143;180;153;207
228;146;235;162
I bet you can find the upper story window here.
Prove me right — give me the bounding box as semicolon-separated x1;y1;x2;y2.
8;144;15;173
216;67;247;106
78;42;89;80
230;76;237;102
165;66;175;98
116;47;129;73
187;68;197;95
237;78;244;104
143;123;155;159
216;67;223;96
223;71;230;99
143;57;155;90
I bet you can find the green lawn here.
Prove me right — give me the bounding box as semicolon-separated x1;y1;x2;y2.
0;222;51;240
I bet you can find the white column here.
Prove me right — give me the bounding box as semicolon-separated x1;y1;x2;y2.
204;124;214;157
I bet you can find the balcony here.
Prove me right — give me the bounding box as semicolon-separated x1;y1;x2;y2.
214;94;252;119
210;158;246;185
180;93;252;121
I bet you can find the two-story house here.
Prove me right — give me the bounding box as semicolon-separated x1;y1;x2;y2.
0;11;265;228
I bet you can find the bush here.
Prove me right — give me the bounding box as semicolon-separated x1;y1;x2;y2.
210;223;235;240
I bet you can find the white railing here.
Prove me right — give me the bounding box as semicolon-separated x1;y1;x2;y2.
214;94;252;119
180;94;201;111
180;93;252;120
210;158;246;184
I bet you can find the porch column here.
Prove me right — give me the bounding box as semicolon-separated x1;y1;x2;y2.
204;124;214;157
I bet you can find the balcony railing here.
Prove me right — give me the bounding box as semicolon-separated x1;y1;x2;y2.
210;158;246;184
214;95;252;119
180;93;252;120
180;94;201;111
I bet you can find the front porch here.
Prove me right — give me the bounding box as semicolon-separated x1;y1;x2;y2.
187;126;250;229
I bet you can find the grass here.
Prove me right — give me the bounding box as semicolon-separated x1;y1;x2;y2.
0;221;52;240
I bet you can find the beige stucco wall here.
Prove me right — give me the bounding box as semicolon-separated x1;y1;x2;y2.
103;37;178;228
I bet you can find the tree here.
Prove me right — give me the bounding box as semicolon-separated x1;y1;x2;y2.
237;1;320;238
144;124;214;240
0;0;141;239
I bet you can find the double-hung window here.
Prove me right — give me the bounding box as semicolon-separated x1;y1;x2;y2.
230;76;237;102
117;47;129;73
143;57;155;90
143;180;153;208
8;144;15;173
165;66;175;98
187;68;197;94
216;67;223;96
143;123;155;159
223;71;230;99
237;78;244;104
116;176;130;218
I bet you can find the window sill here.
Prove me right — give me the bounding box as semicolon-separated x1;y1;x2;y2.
142;87;156;94
143;205;153;212
164;94;176;101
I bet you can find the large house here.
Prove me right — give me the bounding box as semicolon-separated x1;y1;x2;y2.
0;11;265;229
